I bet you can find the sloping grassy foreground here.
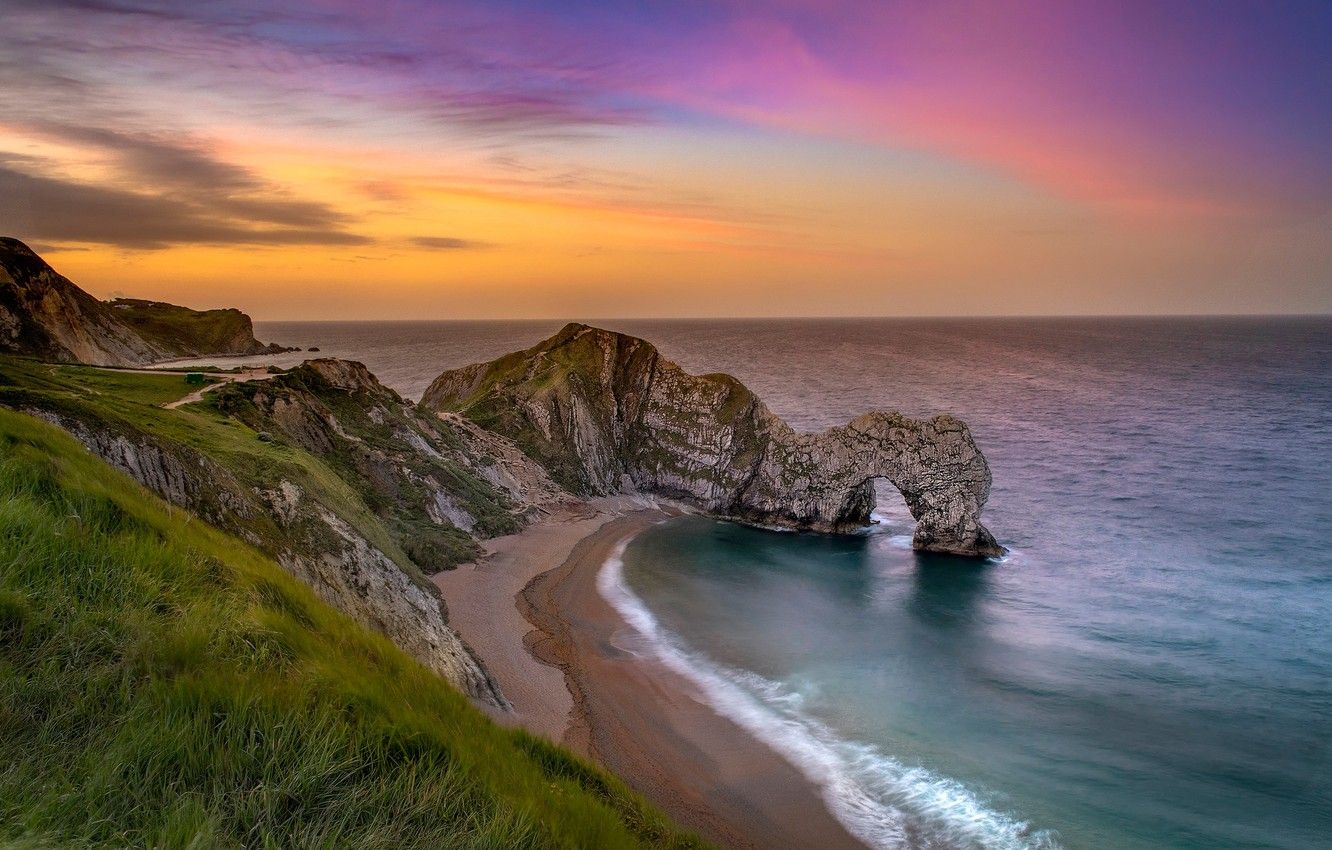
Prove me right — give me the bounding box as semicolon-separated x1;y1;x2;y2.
0;409;705;849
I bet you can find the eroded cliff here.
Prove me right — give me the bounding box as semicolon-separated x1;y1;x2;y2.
0;238;288;365
424;323;1004;557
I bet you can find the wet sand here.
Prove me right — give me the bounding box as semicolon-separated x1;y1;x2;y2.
431;497;635;739
434;501;870;850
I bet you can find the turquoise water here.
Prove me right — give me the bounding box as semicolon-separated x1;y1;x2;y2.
236;317;1332;849
605;319;1332;850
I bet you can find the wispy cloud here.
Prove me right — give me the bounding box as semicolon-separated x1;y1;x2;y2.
1;0;658;137
0;0;1327;318
0;91;370;247
0;0;675;248
410;236;489;251
0;162;368;250
17;0;1328;220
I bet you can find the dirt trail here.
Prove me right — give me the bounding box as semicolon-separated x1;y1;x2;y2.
161;368;274;409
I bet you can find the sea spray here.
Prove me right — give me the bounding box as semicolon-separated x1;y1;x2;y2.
597;540;1062;850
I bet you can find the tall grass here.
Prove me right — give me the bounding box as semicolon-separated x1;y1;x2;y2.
0;409;706;849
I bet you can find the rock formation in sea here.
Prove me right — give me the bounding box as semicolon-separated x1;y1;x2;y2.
0;237;292;365
423;323;1005;557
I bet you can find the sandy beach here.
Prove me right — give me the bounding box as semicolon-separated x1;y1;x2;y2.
432;498;870;850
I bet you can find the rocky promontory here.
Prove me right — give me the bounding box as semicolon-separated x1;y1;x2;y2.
0;237;291;365
108;297;295;358
424;323;1004;557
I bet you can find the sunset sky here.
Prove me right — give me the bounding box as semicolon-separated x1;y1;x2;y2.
1;0;1328;319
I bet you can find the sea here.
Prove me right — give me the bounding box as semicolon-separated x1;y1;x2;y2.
197;317;1332;850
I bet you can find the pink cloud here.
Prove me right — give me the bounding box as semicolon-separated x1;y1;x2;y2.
6;0;1327;224
636;1;1330;219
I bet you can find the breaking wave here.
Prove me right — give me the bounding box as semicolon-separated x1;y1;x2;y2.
597;539;1061;850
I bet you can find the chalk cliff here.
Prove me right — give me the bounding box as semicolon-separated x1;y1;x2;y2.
423;323;1004;557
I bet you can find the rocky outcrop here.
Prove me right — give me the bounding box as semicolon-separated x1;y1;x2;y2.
0;237;288;365
734;412;1002;557
22;407;257;526
211;359;566;563
1;237;168;365
424;323;1004;557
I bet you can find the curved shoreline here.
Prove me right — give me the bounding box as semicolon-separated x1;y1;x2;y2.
435;500;870;850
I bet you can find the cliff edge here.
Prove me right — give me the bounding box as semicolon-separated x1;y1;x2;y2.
0;355;572;705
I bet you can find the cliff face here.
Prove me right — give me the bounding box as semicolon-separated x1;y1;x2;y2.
211;358;566;561
0;237;169;366
0;355;570;705
424;323;1004;557
24;406;504;703
0;238;287;365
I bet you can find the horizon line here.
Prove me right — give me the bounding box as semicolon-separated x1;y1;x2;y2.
249;312;1332;323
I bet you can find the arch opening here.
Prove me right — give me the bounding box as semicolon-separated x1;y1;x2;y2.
836;474;918;533
870;477;914;530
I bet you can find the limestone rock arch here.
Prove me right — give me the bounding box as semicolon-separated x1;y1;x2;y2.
425;323;1006;558
732;412;1005;557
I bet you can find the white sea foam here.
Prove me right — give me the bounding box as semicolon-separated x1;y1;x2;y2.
887;533;916;550
597;540;1062;850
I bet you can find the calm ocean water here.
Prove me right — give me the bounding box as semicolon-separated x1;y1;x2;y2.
232;318;1332;850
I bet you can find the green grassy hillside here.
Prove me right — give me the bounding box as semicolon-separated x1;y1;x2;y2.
0;408;706;849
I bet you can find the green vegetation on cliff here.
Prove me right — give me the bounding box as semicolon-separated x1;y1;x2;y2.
0;357;426;574
107;298;286;357
0;356;510;577
0;355;560;699
212;363;522;543
0;408;705;849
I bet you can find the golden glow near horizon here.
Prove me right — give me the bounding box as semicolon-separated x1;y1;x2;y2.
2;2;1328;319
